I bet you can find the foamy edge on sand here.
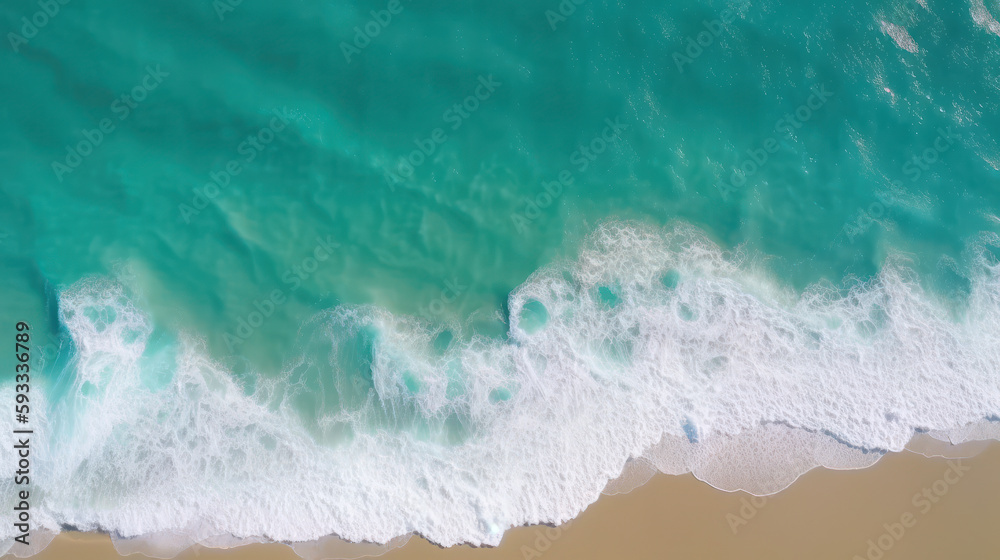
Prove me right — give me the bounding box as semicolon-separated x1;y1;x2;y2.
3;222;999;558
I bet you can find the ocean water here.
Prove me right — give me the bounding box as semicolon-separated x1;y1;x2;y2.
2;0;1000;555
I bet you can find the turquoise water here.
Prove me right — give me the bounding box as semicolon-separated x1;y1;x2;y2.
2;0;1000;553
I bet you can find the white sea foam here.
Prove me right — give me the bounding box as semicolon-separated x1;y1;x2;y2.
880;20;919;53
2;222;999;557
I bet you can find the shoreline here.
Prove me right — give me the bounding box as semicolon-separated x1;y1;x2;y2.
24;440;1000;560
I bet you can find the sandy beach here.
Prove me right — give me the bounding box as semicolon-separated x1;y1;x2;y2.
28;441;1000;560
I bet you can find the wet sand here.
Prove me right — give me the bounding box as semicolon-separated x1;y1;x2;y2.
30;443;1000;560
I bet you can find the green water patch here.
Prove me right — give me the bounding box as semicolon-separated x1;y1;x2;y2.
518;299;549;334
444;361;467;400
854;302;889;339
489;387;512;404
678;303;697;322
597;286;620;308
597;338;634;366
433;330;453;354
442;413;472;445
137;327;177;392
336;325;378;399
661;270;681;290
929;259;973;320
402;371;422;395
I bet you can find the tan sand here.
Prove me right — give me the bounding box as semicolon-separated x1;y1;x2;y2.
31;443;1000;560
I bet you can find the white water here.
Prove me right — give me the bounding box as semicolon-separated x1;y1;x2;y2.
2;222;999;557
